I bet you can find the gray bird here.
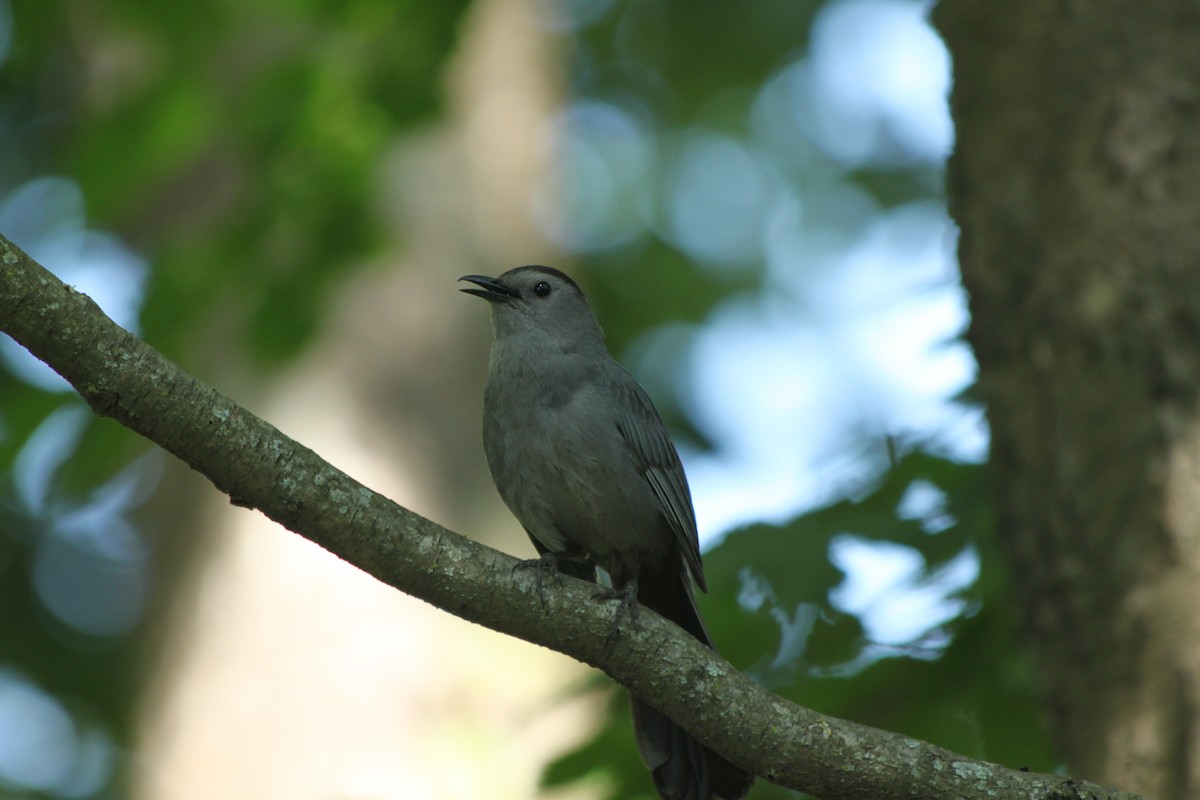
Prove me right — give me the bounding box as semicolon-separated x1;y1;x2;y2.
460;265;753;800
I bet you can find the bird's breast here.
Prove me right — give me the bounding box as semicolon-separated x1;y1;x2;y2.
482;366;667;562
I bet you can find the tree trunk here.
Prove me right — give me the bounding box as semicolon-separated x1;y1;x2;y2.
936;1;1200;797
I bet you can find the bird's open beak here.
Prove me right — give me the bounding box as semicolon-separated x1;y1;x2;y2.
459;274;521;302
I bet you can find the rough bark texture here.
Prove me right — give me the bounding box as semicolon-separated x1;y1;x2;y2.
0;235;1147;800
936;2;1200;797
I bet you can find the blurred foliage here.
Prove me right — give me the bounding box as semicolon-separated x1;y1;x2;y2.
4;0;467;366
0;0;468;796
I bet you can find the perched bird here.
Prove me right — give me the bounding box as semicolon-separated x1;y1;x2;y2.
460;265;753;800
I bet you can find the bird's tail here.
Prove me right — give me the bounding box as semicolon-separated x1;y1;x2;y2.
632;558;753;800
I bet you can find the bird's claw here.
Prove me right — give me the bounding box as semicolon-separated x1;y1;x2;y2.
593;581;642;638
513;552;565;606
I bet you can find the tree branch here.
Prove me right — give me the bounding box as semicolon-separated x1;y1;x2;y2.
0;233;1142;800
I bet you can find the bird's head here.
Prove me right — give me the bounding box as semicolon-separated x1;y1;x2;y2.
459;265;605;352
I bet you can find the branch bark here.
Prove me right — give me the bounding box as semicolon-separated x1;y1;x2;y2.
0;233;1142;800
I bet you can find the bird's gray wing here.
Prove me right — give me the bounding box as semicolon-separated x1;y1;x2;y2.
610;367;707;592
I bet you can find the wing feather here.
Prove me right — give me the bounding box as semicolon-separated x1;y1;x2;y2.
611;369;707;592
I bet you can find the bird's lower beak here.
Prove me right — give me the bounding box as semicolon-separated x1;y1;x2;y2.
459;274;521;302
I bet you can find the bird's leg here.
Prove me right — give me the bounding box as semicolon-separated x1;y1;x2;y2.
593;552;642;636
513;546;590;606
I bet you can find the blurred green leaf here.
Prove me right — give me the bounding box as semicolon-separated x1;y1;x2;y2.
0;2;472;795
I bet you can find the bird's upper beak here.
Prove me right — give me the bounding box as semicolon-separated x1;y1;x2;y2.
459;274;521;303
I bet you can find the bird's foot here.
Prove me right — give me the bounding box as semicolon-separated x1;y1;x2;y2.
593;581;642;638
513;552;565;606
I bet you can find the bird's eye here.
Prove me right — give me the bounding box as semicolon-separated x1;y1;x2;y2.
534;281;551;297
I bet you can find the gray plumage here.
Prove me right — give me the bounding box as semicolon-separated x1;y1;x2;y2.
461;265;752;800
